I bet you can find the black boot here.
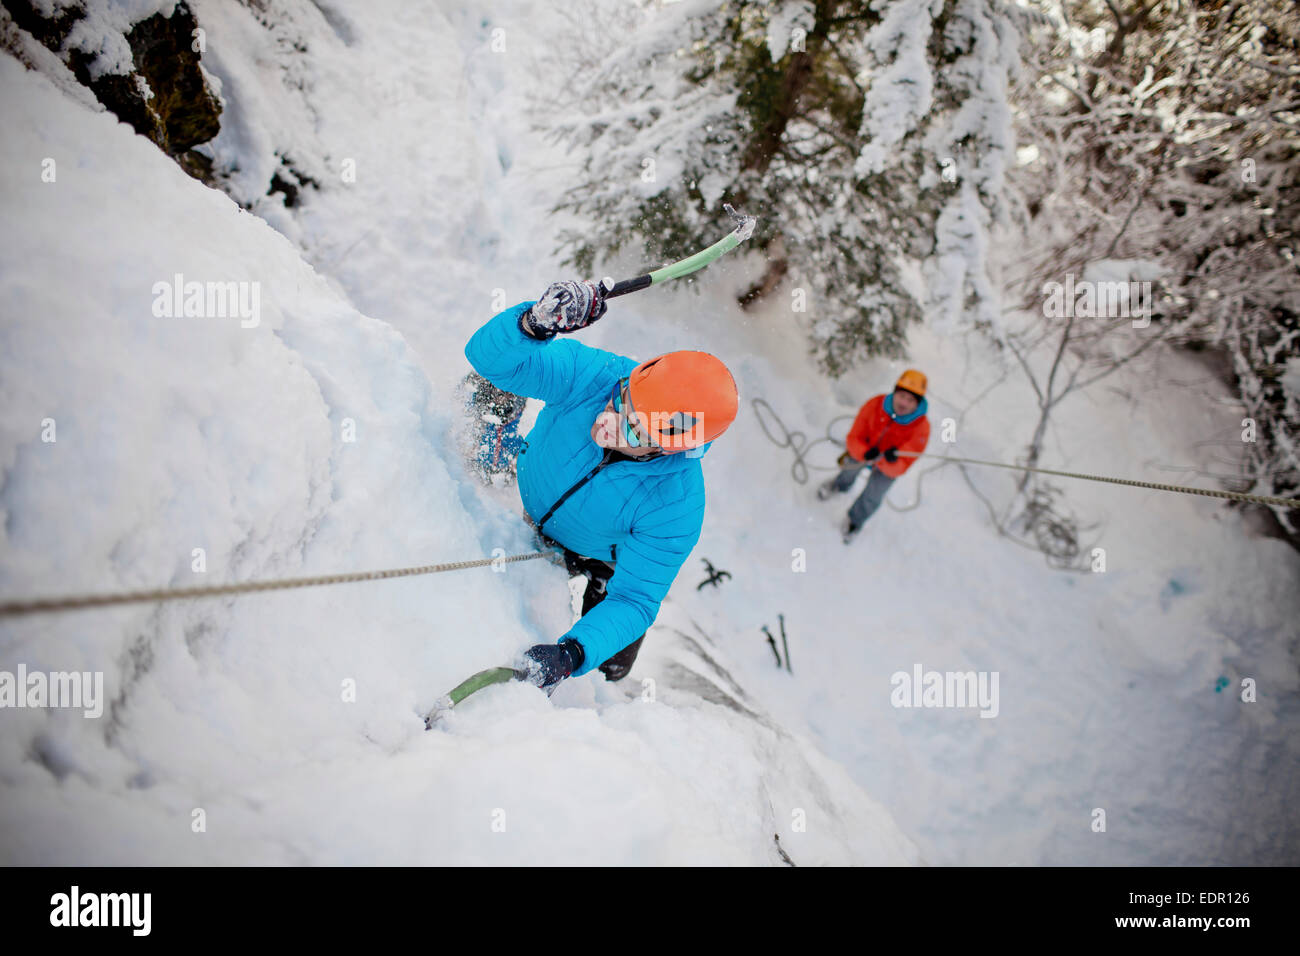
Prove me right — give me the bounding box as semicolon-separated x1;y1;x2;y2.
598;635;645;682
562;548;643;680
580;573;608;616
841;515;862;544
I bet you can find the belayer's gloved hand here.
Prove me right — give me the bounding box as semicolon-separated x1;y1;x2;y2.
520;280;608;339
519;638;585;690
883;448;899;463
863;446;882;462
837;450;853;467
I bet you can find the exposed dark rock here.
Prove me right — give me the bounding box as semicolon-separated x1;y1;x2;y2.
1;0;81;51
2;0;221;179
268;157;319;208
177;148;216;186
123;2;221;154
82;69;166;143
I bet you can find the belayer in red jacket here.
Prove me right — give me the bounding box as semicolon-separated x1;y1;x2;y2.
818;369;930;542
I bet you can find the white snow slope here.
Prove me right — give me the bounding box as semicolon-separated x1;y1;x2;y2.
2;0;1297;865
0;11;915;866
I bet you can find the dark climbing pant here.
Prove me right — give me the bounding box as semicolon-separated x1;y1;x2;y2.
562;549;645;681
832;463;896;529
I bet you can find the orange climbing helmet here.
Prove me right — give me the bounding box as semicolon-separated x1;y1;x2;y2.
625;351;739;452
895;368;927;398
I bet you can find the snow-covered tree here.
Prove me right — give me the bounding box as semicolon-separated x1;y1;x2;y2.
541;0;1027;375
1009;0;1300;544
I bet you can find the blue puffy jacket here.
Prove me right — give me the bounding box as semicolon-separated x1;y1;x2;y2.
465;302;708;675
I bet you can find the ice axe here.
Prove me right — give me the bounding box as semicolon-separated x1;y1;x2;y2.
596;203;758;299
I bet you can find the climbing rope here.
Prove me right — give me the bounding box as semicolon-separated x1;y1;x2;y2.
6;399;1296;619
751;398;1300;510
0;550;559;619
903;451;1299;508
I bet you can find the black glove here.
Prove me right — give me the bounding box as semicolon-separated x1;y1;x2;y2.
520;638;585;689
863;446;881;462
520;280;608;339
883;448;898;463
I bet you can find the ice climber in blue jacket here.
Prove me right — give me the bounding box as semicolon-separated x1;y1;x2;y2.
465;279;739;690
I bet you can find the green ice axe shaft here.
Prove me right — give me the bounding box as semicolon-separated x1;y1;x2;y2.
424;666;526;729
598;203;757;299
